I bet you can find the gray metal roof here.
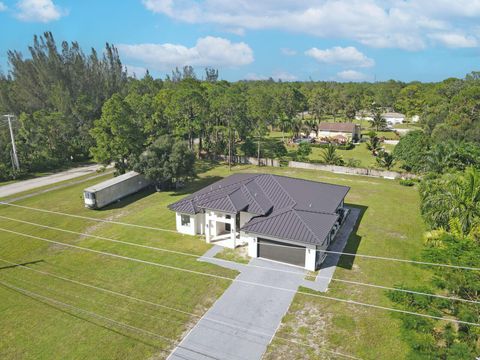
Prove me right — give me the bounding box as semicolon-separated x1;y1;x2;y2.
241;208;338;245
168;173;349;245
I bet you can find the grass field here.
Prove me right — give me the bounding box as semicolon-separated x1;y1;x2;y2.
0;161;428;359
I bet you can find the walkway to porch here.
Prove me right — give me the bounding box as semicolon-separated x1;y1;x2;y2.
210;232;242;248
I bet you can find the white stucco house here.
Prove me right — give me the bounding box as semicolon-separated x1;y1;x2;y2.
355;111;406;125
168;174;350;271
310;122;362;143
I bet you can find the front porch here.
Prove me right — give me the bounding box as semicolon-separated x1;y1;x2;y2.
210;232;243;248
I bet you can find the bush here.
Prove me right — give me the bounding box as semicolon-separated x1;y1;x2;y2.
345;158;361;167
399;179;415;186
296;142;312;160
312;143;354;150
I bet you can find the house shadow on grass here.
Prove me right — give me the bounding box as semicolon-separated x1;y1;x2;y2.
335;203;367;270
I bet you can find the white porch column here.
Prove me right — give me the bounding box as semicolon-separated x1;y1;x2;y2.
205;212;211;243
305;245;317;271
231;215;237;248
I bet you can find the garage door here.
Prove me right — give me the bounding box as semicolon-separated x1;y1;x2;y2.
257;238;305;267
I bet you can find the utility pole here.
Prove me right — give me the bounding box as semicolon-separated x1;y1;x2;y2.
3;115;20;171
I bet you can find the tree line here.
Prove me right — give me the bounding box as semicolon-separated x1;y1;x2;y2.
1;32;480;181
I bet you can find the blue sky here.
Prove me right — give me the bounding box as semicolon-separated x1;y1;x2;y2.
1;0;480;82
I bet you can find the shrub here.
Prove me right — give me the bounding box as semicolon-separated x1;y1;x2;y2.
399;179;415;186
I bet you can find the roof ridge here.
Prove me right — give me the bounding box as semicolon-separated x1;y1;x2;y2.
241;206;293;228
241;184;263;212
268;174;297;207
293;207;338;216
192;174;259;200
290;209;323;243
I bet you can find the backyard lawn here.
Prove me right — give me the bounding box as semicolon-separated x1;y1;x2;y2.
0;161;428;359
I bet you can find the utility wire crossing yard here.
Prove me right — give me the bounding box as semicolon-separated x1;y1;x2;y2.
0;164;475;359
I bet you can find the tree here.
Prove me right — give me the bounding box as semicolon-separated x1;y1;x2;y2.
369;105;387;131
321;144;344;165
376;150;395;169
420;167;480;233
393;130;430;172
366;133;383;156
132;136;195;190
90;94;144;174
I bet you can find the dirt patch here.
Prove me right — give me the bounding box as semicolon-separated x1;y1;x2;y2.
264;300;338;360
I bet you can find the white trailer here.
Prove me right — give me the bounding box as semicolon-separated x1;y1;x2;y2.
83;171;151;209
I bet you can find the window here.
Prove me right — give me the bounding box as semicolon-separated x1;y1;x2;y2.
225;215;231;219
225;223;231;232
181;215;190;226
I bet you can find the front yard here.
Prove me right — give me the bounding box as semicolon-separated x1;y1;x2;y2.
0;161;428;359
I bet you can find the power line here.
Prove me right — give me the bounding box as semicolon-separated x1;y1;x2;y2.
1;214;478;305
1;201;478;271
0;257;359;359
0;202;176;233
2;227;479;328
0;280;221;360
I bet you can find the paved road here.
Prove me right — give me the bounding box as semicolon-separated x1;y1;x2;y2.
0;164;106;198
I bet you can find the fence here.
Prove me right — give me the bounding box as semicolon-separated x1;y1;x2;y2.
288;161;417;180
208;155;417;180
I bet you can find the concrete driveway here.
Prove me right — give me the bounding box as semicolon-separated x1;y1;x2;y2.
0;164;106;198
168;209;359;360
168;256;307;360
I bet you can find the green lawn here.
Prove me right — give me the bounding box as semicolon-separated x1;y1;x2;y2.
0;166;237;359
0;161;427;359
266;130;401;170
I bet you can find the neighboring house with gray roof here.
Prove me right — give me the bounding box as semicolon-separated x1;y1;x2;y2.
168;173;350;271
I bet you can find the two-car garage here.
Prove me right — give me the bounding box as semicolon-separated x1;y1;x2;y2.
257;238;306;268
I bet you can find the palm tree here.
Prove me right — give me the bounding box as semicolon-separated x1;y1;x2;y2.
321;144;344;165
369;108;386;131
421;167;480;233
278;113;293;143
366;135;383;156
376;150;395;169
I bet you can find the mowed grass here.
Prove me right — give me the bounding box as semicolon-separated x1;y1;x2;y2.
0;161;426;359
267;130;401;170
0;167;237;359
251;165;429;359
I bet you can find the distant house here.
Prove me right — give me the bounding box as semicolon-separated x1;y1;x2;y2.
169;173;350;271
310;122;361;142
383;112;405;125
356;110;406;125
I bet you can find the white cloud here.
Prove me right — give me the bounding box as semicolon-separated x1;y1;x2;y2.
428;33;478;48
142;0;480;51
305;46;374;67
337;70;368;81
244;71;297;81
124;65;148;78
16;0;64;22
245;72;268;81
281;48;297;56
0;2;7;11
273;71;297;81
117;36;253;70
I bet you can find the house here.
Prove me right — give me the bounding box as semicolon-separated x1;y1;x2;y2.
168;174;350;271
311;122;361;142
383;112;405;125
